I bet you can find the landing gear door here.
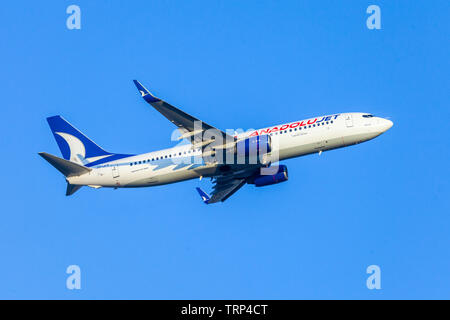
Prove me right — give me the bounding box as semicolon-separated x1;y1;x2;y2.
112;166;120;179
345;114;353;127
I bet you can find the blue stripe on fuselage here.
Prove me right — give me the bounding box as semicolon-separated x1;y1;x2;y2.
85;154;135;167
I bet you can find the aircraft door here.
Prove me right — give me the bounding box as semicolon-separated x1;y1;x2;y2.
345;114;353;127
112;166;120;178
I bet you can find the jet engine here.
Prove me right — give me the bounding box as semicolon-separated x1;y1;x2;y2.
249;165;288;187
235;134;271;164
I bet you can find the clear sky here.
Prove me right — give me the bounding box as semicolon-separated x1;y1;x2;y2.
1;1;449;299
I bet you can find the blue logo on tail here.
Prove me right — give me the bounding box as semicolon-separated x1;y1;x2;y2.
47;116;111;162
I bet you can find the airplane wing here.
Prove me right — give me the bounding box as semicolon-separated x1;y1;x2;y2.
195;167;260;204
196;178;246;204
133;80;235;146
133;80;265;204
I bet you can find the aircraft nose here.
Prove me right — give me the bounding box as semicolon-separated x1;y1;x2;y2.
380;118;393;132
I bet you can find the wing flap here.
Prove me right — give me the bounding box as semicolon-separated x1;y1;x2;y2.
207;178;246;204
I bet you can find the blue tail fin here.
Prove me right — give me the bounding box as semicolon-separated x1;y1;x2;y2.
46;116;111;164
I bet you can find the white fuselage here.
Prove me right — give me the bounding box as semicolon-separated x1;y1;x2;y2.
67;113;393;188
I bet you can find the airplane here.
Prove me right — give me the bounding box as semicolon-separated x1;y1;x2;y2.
39;80;393;204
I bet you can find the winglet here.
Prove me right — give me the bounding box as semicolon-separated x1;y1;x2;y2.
196;187;210;204
133;80;160;103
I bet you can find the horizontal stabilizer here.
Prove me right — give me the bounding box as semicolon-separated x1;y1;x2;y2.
66;183;83;196
38;152;91;177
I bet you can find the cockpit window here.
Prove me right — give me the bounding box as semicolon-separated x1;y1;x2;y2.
362;114;374;118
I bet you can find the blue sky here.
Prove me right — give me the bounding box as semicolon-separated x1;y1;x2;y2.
0;1;449;299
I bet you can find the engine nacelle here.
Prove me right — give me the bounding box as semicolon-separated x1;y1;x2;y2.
235;134;271;164
251;165;288;187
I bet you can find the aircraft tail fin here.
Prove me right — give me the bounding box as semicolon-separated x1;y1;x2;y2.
38;152;91;177
46;116;111;164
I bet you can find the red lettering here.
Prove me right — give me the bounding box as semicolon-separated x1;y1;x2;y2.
269;127;279;133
